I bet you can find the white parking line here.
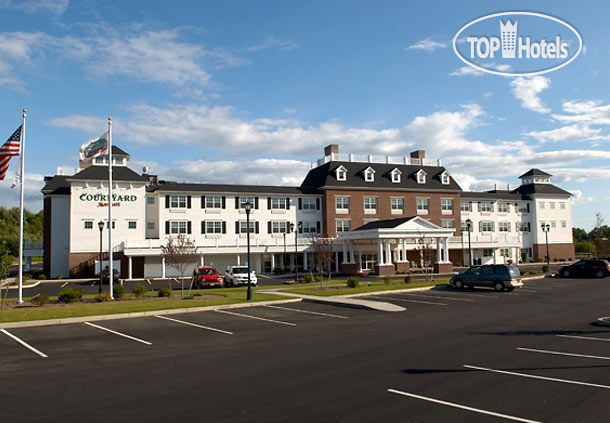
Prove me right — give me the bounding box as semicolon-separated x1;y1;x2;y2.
396;293;474;302
60;280;70;288
519;289;538;293
0;329;48;358
214;309;296;326
557;334;610;342
387;388;541;423
263;305;347;319
154;315;233;334
464;364;610;390
84;322;152;345
435;290;499;299
368;295;447;306
517;347;610;361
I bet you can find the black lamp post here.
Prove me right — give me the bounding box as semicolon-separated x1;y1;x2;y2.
295;222;302;282
245;201;252;301
97;220;104;294
466;218;473;267
283;232;287;271
288;223;295;280
541;223;551;265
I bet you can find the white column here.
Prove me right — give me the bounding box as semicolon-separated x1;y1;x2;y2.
436;237;442;263
348;241;355;263
161;256;166;279
402;240;408;263
443;238;449;263
493;249;497;265
358;251;363;272
303;252;308;270
335;251;339;272
128;256;133;280
237;255;241;265
384;239;391;265
200;255;204;266
271;253;275;272
342;241;348;263
377;240;384;265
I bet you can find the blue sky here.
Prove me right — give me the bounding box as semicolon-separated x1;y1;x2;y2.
0;0;608;229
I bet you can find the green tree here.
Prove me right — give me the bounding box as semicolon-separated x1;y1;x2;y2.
0;206;43;258
574;241;596;256
0;242;14;308
572;227;589;242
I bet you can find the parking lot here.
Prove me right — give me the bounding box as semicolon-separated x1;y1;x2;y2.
1;277;610;422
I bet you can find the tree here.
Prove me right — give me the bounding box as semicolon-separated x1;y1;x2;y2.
309;236;334;287
574;241;596;257
161;235;198;296
572;227;589;243
0;243;14;309
417;232;434;282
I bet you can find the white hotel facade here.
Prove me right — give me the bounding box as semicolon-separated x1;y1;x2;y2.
42;145;574;279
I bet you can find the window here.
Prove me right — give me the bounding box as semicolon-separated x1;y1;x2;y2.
301;198;317;211
441;172;450;184
517;222;530;232
170;221;188;234
416;170;426;184
239;221;256;233
441;199;453;214
390;169;401;183
482;249;493;257
500;248;511;258
336;219;350;233
271;221;288;234
146;222;155;231
239;197;256;209
106;221;115;229
560;202;566;210
146;197;155;205
391;198;404;213
479;201;494;212
551;221;556;228
460;201;472;212
84;220;93;229
364;167;375;182
170;195;187;208
336;166;347;181
128;221;137;229
498;222;511;232
271;197;287;210
498;202;510;213
301;221;318;233
416;198;429;214
549;202;556;209
94;156;105;164
518;203;529;213
363;197;377;213
479;221;494;232
335;196;349;211
442;219;454;229
561;220;567;228
540;202;545;209
205;220;223;234
206;196;222;209
461;221;473;232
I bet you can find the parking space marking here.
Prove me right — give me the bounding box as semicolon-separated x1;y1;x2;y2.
464;364;610;390
214;309;297;326
0;329;48;358
557;334;610;343
517;347;610;361
60;280;70;288
154;315;233;334
263;305;347;319
519;289;538;293
387;388;541;423
397;293;475;302
435;290;499;299
84;322;152;345
368;295;447;306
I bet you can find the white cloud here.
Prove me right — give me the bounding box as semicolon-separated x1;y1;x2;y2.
510;76;551;113
0;0;68;14
450;66;483;77
571;189;594;203
0;171;45;210
406;38;447;52
524;124;609;143
247;36;299;52
552;100;610;125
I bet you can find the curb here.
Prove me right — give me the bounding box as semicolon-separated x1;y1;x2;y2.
340;285;436;298
261;290;405;312
0;298;302;330
0;281;41;290
596;317;610;327
522;275;548;281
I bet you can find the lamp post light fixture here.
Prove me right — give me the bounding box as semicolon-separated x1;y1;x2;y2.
465;218;473;267
541;223;551;265
97;221;104;294
244;201;253;301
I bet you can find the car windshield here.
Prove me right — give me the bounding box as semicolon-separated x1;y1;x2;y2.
465;267;479;274
508;266;521;277
198;268;217;275
233;267;250;274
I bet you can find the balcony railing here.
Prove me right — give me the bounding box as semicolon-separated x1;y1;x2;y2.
123;236;312;251
449;235;522;245
311;153;441;169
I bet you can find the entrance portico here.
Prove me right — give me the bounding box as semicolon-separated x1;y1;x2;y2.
336;216;455;275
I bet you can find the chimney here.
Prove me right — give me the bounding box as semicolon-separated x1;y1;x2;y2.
324;144;339;157
410;150;426;159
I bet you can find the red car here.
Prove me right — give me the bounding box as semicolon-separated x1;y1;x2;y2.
192;266;223;288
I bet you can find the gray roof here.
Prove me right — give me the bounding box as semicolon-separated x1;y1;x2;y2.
300;161;462;192
462;190;530;201
68;165;147;182
110;146;129;156
511;183;571;196
519;168;552;178
148;181;319;195
354;216;416;231
41;175;70;195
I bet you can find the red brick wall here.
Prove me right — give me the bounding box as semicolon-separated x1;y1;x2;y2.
533;243;575;262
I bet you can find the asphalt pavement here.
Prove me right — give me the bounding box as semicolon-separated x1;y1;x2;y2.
1;276;610;422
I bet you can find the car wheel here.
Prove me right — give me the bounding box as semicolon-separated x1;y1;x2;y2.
453;279;463;289
562;270;571;278
493;281;505;292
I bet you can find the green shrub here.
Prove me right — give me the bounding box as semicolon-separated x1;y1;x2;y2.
158;288;172;297
113;284;125;299
132;283;146;298
58;287;82;303
542;264;550;273
383;276;392;285
94;293;110;302
21;273;32;281
303;274;314;283
314;275;323;282
56;274;63;280
30;294;49;306
346;276;359;288
37;273;47;280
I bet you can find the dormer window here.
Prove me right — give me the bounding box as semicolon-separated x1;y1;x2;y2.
364;167;375;182
335;165;347;181
440;171;450;185
416;169;427;184
390;168;402;183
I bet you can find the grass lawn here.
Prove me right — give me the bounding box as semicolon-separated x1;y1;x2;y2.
0;288;288;323
280;278;450;297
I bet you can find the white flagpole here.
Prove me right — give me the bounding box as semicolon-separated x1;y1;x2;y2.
17;109;26;305
108;117;114;300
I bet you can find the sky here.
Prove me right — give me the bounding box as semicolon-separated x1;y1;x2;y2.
0;0;608;229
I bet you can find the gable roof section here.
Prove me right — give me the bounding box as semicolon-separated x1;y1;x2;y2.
511;183;571;196
111;146;129;156
41;175;70;195
354;216;416;231
519;168;552;178
68;166;148;182
148;181;318;195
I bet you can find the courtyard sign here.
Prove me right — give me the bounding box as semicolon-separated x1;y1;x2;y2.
79;192;137;207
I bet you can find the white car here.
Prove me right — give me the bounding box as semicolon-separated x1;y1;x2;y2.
224;266;258;287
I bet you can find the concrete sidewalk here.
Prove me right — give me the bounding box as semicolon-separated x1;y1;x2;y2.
261;290;405;312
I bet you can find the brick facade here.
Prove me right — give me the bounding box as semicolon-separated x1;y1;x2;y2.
532;243;575;262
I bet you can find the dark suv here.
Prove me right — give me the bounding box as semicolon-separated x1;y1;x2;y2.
559;259;610;278
451;264;523;292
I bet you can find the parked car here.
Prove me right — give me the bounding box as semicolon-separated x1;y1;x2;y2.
224;266;257;287
559;259;610;278
192;266;223;288
450;264;523;292
100;267;120;284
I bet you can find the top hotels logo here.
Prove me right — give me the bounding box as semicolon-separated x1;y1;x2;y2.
453;12;582;76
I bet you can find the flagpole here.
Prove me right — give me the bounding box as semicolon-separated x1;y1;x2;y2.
17;109;26;305
108;117;114;300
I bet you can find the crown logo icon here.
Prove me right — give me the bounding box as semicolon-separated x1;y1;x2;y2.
500;19;518;58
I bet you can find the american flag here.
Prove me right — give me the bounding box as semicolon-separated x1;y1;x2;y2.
0;125;22;181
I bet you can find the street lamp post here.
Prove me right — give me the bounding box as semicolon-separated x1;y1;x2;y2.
283;232;287;271
460;229;465;267
245;201;252;301
97;221;104;294
295;222;301;282
466;218;473;267
541;223;551;265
